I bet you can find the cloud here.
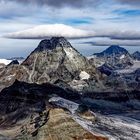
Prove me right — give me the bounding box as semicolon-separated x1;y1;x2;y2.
3;24;140;41
116;0;140;6
3;24;94;39
84;37;140;46
95;30;140;40
0;0;100;8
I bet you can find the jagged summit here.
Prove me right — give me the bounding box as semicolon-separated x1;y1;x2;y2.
94;45;128;57
34;37;72;52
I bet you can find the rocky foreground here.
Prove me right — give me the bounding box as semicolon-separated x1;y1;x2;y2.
0;80;107;140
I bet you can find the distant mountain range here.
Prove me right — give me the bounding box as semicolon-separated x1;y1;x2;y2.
94;45;129;57
0;57;24;66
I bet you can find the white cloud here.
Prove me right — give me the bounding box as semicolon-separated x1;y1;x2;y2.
3;23;140;41
85;37;140;46
3;24;94;39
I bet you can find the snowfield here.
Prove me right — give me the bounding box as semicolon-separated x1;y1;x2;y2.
116;60;140;74
79;71;90;80
0;59;11;65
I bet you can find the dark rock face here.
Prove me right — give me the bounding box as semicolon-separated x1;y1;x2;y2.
7;60;19;66
98;63;113;76
132;51;140;60
134;68;140;82
94;45;128;57
83;90;140;102
0;80;80;109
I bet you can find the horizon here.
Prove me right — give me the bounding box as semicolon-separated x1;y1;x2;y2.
0;38;140;59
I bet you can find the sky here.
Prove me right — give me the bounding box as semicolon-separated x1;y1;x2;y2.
0;0;140;58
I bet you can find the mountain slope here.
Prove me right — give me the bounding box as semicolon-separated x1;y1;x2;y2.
0;80;107;140
94;45;128;57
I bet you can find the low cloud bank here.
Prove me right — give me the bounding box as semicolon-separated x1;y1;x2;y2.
3;24;93;39
4;24;140;42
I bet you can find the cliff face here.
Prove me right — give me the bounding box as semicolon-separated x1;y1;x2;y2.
21;37;97;84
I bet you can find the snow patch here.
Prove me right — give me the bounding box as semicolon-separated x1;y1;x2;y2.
120;54;125;59
63;47;74;60
0;59;11;65
49;96;79;113
87;55;96;60
79;71;90;80
116;60;140;74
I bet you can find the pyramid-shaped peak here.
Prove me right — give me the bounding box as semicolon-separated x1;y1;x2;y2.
107;45;126;51
35;37;71;52
50;37;71;47
51;36;68;42
110;45;120;48
105;45;128;54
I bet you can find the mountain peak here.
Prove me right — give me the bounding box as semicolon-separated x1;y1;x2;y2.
51;36;67;42
34;37;70;52
109;45;121;50
21;37;99;86
103;45;128;55
132;51;140;60
94;45;128;57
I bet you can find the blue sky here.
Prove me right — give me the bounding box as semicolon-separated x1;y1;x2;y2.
0;0;140;58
